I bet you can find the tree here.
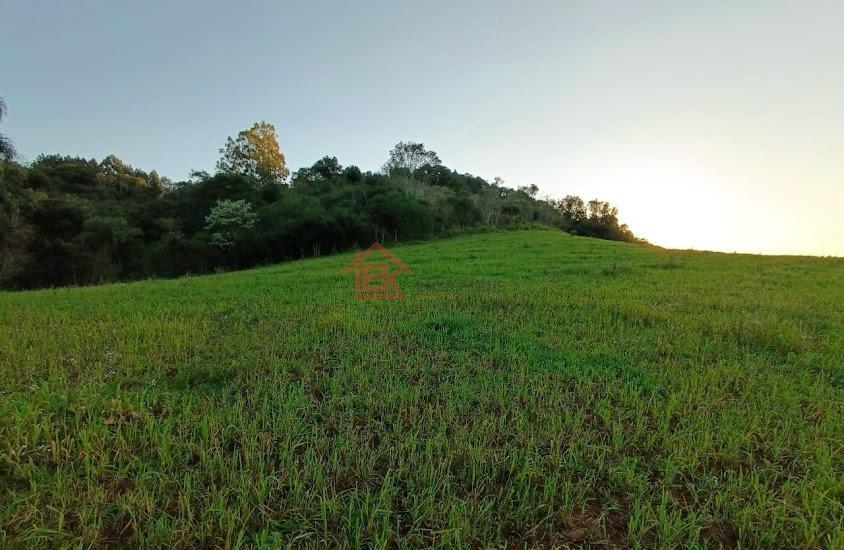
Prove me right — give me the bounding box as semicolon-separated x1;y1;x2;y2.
79;216;143;281
0;165;32;284
147;170;165;189
475;189;501;225
204;199;257;249
587;199;617;222
254;194;332;259
217;122;289;186
448;194;481;227
554;195;587;222
81;216;142;248
342;165;363;182
99;154;151;188
0;98;15;161
291;156;343;190
366;190;432;242
383;141;441;175
310;156;342;180
518;184;539;197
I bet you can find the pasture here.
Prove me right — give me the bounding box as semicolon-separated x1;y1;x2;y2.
1;229;842;547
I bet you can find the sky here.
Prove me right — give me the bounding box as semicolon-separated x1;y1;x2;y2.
2;0;843;256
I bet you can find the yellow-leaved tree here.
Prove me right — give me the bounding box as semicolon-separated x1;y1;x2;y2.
217;121;289;186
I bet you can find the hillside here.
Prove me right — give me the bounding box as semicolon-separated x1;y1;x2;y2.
1;229;842;547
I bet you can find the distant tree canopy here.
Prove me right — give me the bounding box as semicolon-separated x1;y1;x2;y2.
0;128;641;289
383;141;441;176
0;98;15;161
551;195;636;241
217;122;289;186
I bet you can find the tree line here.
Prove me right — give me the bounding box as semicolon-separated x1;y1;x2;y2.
0;108;639;289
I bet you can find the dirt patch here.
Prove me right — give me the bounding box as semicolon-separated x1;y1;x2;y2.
702;520;739;548
564;499;629;546
100;513;135;547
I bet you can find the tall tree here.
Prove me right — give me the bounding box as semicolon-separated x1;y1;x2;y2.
217;122;290;186
383;141;441;175
554;195;587;222
0;98;15;161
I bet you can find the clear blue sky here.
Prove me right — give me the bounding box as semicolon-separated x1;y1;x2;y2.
2;1;843;255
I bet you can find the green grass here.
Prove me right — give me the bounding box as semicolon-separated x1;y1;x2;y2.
1;229;842;548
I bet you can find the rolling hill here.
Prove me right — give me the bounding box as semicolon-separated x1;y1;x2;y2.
1;229;842;547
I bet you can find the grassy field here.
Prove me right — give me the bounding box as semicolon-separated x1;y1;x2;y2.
1;229;842;548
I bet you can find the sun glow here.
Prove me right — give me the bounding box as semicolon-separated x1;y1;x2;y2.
550;148;843;257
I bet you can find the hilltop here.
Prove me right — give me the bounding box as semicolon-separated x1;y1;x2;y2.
1;229;842;547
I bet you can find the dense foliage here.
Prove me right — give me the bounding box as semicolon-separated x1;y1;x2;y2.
0;99;14;162
0;120;637;289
